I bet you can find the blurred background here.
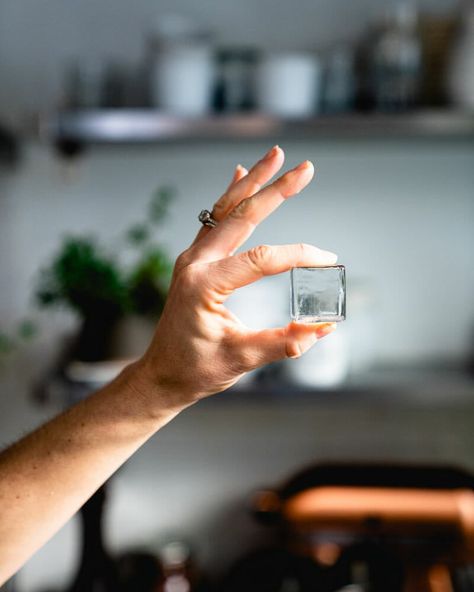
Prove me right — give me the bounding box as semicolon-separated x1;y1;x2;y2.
0;0;473;590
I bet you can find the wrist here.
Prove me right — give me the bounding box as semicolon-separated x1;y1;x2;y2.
118;358;195;421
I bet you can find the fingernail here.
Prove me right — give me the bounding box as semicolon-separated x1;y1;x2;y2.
317;323;337;338
295;160;313;171
263;145;280;160
321;249;338;263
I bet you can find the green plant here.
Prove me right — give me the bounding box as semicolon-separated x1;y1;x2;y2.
0;320;37;358
0;187;175;362
36;237;129;320
35;186;175;322
128;248;172;317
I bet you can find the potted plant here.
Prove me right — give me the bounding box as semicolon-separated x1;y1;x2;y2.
35;187;174;363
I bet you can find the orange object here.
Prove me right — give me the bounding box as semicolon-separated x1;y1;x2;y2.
252;463;474;591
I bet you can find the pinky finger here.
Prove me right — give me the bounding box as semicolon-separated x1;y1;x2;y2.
226;164;249;191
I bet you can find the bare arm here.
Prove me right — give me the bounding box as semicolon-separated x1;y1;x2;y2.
0;146;337;583
0;363;180;583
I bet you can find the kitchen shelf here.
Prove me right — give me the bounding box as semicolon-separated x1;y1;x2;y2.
41;361;474;410
47;109;474;146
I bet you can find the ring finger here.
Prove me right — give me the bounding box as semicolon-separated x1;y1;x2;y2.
191;163;248;246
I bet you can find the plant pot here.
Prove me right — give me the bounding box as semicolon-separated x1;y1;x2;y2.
74;314;156;363
74;311;122;363
107;314;156;360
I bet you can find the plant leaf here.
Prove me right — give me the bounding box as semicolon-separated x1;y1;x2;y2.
149;186;175;225
126;224;150;246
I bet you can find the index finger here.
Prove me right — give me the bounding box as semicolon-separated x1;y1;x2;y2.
208;243;338;293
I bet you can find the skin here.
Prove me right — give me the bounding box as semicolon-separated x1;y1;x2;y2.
0;146;337;584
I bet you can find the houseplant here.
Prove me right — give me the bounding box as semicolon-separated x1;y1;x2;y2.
35;187;174;363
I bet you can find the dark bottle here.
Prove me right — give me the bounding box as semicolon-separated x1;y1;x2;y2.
116;550;163;592
67;486;119;592
371;2;422;111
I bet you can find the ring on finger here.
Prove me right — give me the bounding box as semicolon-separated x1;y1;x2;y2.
198;209;218;228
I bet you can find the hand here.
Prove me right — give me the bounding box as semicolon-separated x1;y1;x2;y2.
136;146;338;409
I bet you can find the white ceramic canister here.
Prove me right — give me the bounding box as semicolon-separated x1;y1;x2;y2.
284;325;350;389
151;17;216;116
255;51;321;117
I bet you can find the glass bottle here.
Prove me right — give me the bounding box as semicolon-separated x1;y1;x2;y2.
372;2;422;111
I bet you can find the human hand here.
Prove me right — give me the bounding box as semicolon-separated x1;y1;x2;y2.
136;146;338;410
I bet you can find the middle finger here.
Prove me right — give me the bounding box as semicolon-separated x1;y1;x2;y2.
197;160;315;260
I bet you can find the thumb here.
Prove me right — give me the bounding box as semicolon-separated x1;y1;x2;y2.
235;322;337;371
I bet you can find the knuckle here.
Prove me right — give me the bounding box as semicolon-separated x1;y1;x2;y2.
175;250;190;270
176;262;201;288
275;174;292;197
250;164;269;186
233;343;267;374
286;338;304;359
174;248;201;274
288;242;312;265
230;196;252;219
212;197;226;217
246;244;273;271
297;242;310;258
234;350;256;374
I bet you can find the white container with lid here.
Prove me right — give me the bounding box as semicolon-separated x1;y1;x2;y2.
151;15;216;116
255;52;321;117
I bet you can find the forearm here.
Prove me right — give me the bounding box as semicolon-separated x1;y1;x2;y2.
0;361;183;584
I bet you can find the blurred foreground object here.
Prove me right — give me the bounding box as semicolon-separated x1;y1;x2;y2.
223;462;474;591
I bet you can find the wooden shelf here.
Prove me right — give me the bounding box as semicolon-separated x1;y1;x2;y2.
46;109;474;147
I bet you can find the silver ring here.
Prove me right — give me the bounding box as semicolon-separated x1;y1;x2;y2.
198;209;218;228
